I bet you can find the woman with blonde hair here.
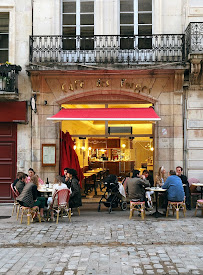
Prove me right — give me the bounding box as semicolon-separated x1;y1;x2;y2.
155;166;167;187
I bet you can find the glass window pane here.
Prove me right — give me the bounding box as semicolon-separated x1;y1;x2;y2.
63;14;76;25
63;2;76;13
120;38;134;49
0;34;8;48
63;27;76;36
138;38;152;49
138;13;152;24
138;25;152;35
63;38;76;50
138;0;152;11
80;14;94;25
0;13;9;33
120;13;134;24
120;0;133;12
80;38;94;50
80;26;94;36
0;50;8;63
120;26;134;36
81;1;94;13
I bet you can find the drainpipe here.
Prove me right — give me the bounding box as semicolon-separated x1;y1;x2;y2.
183;87;188;176
31;0;33;37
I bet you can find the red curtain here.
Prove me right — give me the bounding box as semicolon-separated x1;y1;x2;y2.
61;131;84;187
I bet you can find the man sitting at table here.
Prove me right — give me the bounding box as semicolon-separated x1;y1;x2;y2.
162;170;185;209
176;166;191;210
125;170;150;205
15;172;27;194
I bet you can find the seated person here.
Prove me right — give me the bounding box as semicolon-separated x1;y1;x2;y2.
67;169;82;210
48;176;69;207
63;167;70;185
48;175;70;221
142;170;154;208
125;169;150;203
155;166;167;187
17;175;46;221
162;170;185;209
27;168;44;185
13;171;24;188
15;173;27;194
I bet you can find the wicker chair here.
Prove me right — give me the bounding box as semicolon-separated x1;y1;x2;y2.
49;189;71;224
195;200;203;217
129;200;145;220
20;206;41;225
10;184;20;218
166;198;186;219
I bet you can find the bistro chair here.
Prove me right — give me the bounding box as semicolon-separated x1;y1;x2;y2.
20;206;41;225
195;200;203;217
49;189;71;224
188;178;201;208
10;183;20;217
166;198;186;219
129;200;145;220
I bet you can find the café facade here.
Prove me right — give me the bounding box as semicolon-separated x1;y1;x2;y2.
27;67;184;185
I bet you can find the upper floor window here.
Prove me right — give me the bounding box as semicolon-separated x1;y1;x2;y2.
62;0;94;50
120;0;152;49
138;0;152;49
0;13;9;63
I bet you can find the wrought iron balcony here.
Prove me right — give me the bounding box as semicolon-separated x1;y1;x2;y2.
0;64;22;93
185;22;203;57
29;34;185;65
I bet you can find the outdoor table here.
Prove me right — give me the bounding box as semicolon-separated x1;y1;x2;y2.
38;187;53;198
83;173;97;195
192;183;203;199
146;187;167;218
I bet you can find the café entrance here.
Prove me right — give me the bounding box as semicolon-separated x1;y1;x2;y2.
48;103;160;196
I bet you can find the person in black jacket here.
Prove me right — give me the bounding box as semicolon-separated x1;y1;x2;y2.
176;166;191;210
67;169;82;209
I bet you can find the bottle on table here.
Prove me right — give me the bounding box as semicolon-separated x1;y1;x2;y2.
46;178;49;188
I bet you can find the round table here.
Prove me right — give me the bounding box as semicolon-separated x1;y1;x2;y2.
146;187;167;218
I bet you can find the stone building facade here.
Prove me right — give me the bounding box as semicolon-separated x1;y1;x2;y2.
0;0;203;201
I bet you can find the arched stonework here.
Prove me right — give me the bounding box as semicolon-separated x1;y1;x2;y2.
56;89;157;104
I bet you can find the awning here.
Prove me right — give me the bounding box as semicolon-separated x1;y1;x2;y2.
0;101;27;123
47;108;161;121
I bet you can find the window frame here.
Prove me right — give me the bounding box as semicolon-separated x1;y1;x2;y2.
0;12;9;63
62;0;94;50
119;0;153;49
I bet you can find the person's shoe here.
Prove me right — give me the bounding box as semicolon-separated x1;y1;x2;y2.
186;206;191;210
40;217;46;222
31;217;38;223
162;210;167;215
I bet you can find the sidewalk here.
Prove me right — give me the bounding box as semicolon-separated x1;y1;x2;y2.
0;203;203;275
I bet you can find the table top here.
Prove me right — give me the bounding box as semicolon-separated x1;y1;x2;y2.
83;173;95;177
192;183;203;187
38;187;53;193
147;187;167;192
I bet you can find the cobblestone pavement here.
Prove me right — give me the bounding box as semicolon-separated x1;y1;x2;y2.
0;204;203;275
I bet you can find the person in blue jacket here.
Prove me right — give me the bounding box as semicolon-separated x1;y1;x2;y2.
162;170;185;207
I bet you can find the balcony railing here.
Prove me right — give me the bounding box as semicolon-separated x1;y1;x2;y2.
29;34;185;65
0;64;22;93
185;22;203;58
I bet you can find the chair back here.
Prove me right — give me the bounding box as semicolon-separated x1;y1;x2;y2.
10;183;19;199
55;189;71;206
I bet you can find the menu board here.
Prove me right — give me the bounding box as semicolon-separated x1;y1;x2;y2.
42;144;56;166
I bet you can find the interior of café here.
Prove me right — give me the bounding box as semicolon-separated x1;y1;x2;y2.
60;103;155;197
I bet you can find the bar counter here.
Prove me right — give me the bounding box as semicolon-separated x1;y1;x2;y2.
89;160;134;175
